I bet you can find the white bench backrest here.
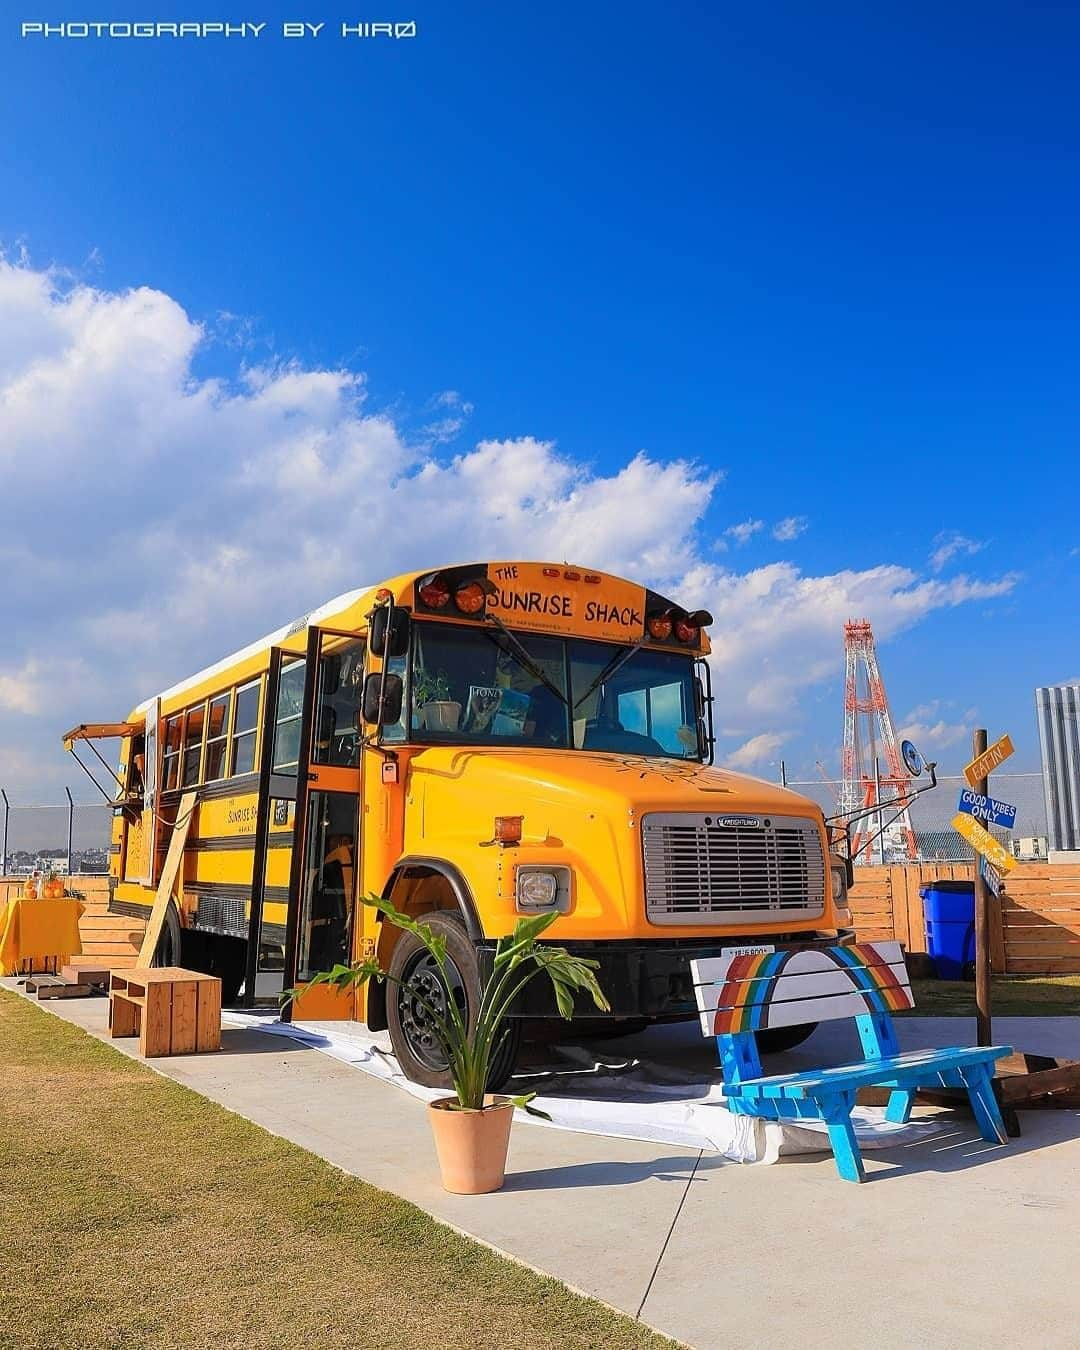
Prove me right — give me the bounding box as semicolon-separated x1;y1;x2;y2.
690;942;914;1036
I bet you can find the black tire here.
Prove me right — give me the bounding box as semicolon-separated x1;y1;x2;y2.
209;937;247;1006
177;928;246;1005
755;1022;818;1054
386;911;522;1092
151;902;183;968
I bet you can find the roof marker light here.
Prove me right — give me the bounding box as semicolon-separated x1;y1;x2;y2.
418;574;451;609
454;580;487;614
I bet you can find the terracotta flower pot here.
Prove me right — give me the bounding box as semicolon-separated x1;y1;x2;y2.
428;1095;514;1194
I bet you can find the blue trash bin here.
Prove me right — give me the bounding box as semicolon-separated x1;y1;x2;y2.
919;881;976;981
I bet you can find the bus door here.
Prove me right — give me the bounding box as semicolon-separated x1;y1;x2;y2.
244;650;303;1005
280;627;366;1020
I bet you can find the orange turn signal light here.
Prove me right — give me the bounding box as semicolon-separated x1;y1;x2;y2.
494;815;523;845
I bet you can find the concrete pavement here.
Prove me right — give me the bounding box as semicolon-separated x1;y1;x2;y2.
7;980;1080;1349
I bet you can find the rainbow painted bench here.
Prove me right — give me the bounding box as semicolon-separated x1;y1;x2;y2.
691;942;1011;1183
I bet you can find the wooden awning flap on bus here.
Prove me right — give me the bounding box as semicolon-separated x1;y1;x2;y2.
62;721;141;752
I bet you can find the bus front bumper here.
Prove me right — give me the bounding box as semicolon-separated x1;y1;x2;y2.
487;929;857;1020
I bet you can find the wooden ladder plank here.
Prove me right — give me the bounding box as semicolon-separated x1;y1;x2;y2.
136;791;197;967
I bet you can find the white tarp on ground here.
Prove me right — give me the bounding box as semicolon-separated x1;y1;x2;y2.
222;1012;942;1164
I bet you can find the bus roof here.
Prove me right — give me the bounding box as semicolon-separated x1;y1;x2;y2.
129;561;712;719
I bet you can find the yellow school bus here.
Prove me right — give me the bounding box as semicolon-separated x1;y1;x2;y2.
66;560;853;1087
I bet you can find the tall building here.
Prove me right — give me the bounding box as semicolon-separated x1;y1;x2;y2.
1035;682;1080;859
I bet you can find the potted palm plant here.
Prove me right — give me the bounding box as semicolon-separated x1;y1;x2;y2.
287;895;609;1193
412;667;461;732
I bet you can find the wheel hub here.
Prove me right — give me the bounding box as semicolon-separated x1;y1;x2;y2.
398;950;467;1071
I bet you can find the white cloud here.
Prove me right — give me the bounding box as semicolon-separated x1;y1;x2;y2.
929;531;985;573
898;701;977;752
0;660;41;715
772;516;808;542
723;731;790;770
693;561;1016;731
0;258;1019;799
724;518;764;546
422;388;475;445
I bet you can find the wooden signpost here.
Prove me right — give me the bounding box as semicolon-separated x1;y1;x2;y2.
951;811;1018;875
951;730;1080;1117
964;730;1003;1046
963;734;1015;789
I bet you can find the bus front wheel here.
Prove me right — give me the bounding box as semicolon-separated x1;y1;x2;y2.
386;910;521;1092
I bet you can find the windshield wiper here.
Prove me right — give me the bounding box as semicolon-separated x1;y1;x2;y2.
573;636;647;710
483;615;569;706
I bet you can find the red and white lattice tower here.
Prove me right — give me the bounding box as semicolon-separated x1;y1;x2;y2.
838;619;918;863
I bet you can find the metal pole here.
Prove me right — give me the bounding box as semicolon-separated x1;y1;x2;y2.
874;756;886;865
65;787;74;877
1;789;8;876
972;729;992;1046
779;758;787;787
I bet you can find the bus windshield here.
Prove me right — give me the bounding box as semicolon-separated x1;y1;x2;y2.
409;622;702;758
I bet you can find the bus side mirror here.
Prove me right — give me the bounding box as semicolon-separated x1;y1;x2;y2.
370;606;410;658
362;673;403;726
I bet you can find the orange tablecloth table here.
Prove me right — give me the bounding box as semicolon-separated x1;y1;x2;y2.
0;898;84;976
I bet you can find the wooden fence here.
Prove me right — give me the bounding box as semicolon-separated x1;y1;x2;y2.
849;863;1080;975
5;865;1078;979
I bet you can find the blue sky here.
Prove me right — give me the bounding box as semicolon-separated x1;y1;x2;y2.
1;2;1077;802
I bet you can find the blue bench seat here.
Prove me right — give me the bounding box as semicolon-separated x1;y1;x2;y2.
692;941;1011;1183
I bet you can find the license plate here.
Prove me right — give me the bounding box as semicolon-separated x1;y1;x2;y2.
721;944;775;957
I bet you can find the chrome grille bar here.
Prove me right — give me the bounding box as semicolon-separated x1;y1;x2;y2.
642;812;825;925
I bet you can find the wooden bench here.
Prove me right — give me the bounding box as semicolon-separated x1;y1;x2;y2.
110;967;221;1058
691;941;1011;1182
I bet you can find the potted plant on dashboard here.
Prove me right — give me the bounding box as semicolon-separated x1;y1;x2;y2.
413;667;461;732
285;895;609;1194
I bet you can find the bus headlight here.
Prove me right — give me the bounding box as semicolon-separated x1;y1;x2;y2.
831;864;847;904
515;866;571;913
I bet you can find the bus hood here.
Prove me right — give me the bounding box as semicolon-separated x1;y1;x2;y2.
408;747;823;825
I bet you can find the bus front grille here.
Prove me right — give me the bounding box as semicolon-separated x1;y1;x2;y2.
642;812;826;925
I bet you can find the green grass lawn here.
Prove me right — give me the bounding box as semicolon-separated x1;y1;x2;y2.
0;992;673;1350
901;975;1080;1017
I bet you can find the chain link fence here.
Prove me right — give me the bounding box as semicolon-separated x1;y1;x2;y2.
0;793;113;875
785;771;1048;864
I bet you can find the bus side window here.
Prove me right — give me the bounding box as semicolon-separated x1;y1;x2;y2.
204;692;232;781
273;661;306;773
181;703;206;786
231;679;261;776
162;716;182;790
314;639;365;766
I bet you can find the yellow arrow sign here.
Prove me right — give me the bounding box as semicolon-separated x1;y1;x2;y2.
952;811;1018;872
963;733;1014;789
